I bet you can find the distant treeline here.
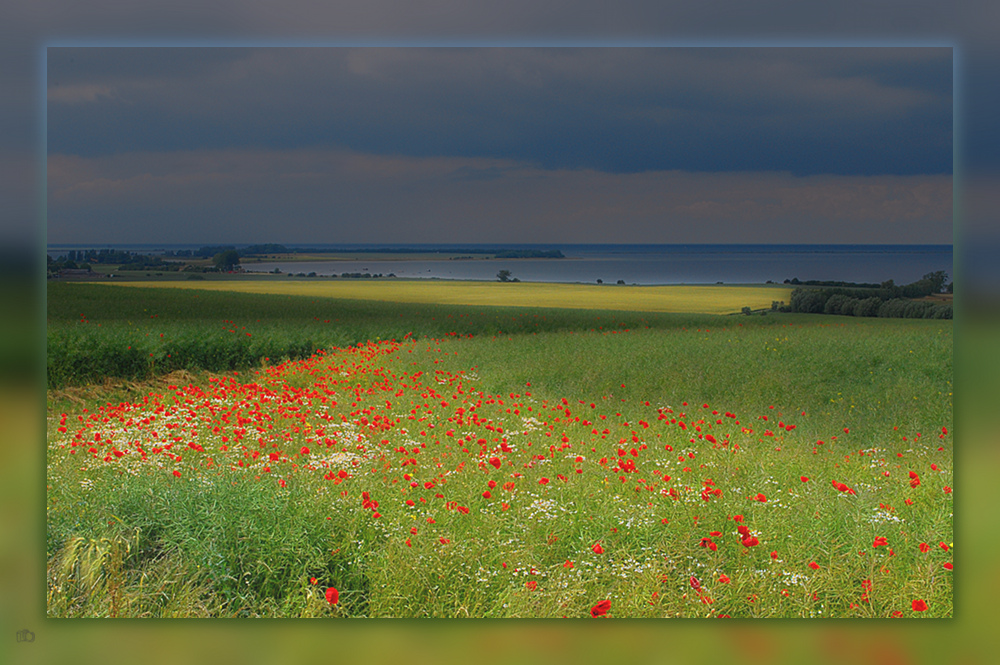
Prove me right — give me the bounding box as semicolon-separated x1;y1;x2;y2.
783;277;882;288
785;271;952;319
48;249;176;272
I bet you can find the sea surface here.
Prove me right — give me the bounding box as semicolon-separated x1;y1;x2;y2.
47;244;953;286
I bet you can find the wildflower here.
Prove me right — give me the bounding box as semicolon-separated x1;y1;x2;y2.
718;573;731;583
832;480;855;495
690;576;701;590
590;600;611;618
943;562;953;570
325;587;339;605
526;580;537;591
800;476;809;482
873;537;888;548
310;577;318;585
489;457;501;469
912;599;928;612
592;543;604;554
943;486;952;494
808;562;820;570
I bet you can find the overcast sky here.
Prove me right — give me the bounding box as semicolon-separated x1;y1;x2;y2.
46;46;952;245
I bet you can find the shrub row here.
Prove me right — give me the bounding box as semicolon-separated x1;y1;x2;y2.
789;289;952;319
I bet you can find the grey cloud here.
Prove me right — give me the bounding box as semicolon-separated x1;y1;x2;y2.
47;148;951;244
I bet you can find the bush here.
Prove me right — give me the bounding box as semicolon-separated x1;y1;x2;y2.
790;289;826;314
851;297;882;317
823;294;852;315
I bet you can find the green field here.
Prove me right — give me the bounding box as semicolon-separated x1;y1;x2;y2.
106;279;793;315
46;281;952;618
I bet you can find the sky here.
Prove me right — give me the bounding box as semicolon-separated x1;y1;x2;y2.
45;46;953;245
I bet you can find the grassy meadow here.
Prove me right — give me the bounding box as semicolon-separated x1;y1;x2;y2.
46;281;952;618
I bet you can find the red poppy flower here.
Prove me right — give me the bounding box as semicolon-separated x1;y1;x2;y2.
808;561;820;570
489;457;501;469
690;576;701;590
943;486;952;494
943;562;953;570
172;470;181;477
919;542;930;553
873;537;888;548
310;577;318;585
539;477;549;485
526;580;537;591
741;536;759;548
754;493;767;502
590;600;611;618
800;476;809;482
325;587;339;605
718;573;731;583
592;543;604;554
770;551;778;560
912;599;928;612
482;491;492;499
891;611;903;618
832;480;855;494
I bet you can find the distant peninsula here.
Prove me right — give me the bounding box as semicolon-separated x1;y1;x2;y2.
161;245;565;259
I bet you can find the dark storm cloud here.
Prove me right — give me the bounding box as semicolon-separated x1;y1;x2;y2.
47;47;952;177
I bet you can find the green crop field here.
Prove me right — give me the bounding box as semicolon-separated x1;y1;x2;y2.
46;281;952;618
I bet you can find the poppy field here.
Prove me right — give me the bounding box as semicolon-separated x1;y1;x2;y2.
46;283;952;618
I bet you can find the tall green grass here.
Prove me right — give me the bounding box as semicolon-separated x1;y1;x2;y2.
48;282;781;388
46;282;951;618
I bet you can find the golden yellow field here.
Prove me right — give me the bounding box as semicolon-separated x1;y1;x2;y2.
106;279;793;314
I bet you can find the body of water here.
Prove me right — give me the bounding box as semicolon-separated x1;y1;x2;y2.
46;243;953;286
239;244;953;286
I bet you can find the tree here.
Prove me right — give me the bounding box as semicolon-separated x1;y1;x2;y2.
922;271;948;294
497;269;513;282
213;250;241;271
